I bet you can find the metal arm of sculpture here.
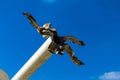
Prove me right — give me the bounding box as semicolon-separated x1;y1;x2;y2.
63;36;85;46
23;12;52;38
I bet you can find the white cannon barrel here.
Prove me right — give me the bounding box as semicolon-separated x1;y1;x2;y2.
11;37;52;80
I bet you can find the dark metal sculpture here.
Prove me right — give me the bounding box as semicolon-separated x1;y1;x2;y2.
23;12;85;66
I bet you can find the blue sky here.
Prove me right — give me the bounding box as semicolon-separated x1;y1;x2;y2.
0;0;120;80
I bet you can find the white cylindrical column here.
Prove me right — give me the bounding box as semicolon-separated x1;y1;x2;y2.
11;37;52;80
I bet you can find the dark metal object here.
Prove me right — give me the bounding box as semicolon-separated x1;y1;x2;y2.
23;12;85;66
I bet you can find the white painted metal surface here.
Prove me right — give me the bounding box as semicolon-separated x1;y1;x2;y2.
0;69;9;80
11;37;52;80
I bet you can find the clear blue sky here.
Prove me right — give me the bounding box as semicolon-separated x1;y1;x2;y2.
0;0;120;80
